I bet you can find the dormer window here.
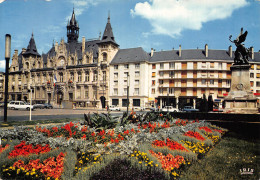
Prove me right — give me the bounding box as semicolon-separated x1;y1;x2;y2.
102;53;107;61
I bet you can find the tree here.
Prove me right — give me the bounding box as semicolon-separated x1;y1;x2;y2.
208;95;213;111
200;94;208;112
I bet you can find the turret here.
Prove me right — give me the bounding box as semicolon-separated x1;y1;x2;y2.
67;8;79;43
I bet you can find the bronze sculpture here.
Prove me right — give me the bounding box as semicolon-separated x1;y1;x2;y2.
229;28;250;65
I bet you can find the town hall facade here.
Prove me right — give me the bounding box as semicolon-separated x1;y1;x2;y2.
7;9;119;108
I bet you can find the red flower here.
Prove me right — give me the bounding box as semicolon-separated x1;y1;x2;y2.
213;129;223;133
184;131;205;141
8;141;51;158
131;128;135;133
81;134;86;139
98;130;105;136
199;127;212;133
91;132;95;137
124;130;130;135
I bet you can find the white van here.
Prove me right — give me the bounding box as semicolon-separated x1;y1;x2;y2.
8;101;34;110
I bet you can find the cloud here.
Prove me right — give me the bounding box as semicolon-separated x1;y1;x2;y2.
0;60;6;70
131;0;248;38
0;0;5;3
45;0;52;1
41;25;61;34
67;0;114;18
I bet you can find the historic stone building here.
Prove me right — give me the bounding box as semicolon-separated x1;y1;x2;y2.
7;9;119;108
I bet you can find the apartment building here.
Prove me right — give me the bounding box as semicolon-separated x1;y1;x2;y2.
109;47;150;108
110;45;260;109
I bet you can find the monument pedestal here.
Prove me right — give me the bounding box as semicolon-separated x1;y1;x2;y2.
224;65;258;113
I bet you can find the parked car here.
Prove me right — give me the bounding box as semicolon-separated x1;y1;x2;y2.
213;107;224;112
0;102;4;107
161;106;179;112
8;101;34;110
182;106;199;112
33;104;45;109
133;106;145;111
109;105;120;111
43;103;53;109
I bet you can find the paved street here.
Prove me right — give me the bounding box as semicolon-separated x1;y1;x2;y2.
0;108;127;121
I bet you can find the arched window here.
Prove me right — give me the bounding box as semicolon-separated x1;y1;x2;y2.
71;58;74;65
93;70;98;81
102;53;107;61
86;56;90;63
78;72;82;82
59;72;63;82
25;62;29;69
85;71;89;82
38;61;41;68
78;59;82;65
49;60;53;67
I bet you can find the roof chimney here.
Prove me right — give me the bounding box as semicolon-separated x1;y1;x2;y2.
250;46;254;59
151;48;154;57
82;36;85;53
205;44;208;57
22;48;26;54
179;45;181;57
229;45;232;58
55;41;58;51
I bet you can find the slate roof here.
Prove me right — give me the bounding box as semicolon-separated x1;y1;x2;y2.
22;33;41;57
110;47;150;64
18;52;23;70
42;46;56;64
150;49;260;62
85;40;100;59
100;15;118;47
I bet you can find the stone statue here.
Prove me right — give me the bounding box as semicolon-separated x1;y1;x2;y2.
229;28;250;65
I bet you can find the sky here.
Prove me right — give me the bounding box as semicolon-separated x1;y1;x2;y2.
0;0;259;72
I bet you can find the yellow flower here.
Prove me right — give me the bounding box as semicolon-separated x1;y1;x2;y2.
139;161;142;164
155;164;158;167
26;172;29;175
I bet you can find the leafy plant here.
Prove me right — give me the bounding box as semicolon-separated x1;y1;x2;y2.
84;112;118;131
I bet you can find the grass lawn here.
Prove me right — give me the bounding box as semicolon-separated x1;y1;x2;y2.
182;131;259;180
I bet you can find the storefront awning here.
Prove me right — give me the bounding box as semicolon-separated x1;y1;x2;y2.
148;97;155;101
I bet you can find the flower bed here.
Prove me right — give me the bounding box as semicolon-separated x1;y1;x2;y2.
9;141;51;158
0;112;227;180
2;152;65;179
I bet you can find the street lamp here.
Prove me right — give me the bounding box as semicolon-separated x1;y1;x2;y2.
4;34;11;122
126;74;130;114
29;78;32;121
167;87;169;112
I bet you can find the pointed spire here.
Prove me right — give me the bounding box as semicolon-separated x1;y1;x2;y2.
108;10;110;23
101;11;118;46
67;7;79;43
23;33;41;57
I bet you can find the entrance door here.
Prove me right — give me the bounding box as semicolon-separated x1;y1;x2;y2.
57;91;63;105
100;96;106;108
